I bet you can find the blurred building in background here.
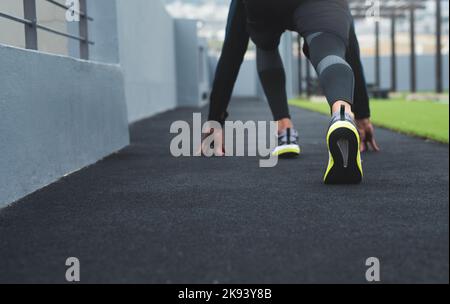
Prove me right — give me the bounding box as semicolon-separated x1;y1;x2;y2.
165;0;449;93
165;0;449;55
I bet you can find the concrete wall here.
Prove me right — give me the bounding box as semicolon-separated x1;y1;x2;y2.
68;0;121;63
175;19;202;107
70;0;181;122
0;44;129;207
115;0;178;123
198;38;211;106
0;0;206;208
87;0;120;63
70;0;179;122
174;20;211;108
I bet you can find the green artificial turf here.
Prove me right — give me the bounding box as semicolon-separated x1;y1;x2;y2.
290;98;449;144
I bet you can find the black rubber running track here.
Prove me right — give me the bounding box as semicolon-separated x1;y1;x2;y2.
0;99;448;284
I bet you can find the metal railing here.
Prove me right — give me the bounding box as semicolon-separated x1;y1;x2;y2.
0;0;94;59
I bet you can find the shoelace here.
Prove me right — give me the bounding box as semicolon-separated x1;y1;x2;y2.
278;129;299;145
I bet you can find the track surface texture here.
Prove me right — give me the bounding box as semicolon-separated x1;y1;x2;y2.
0;99;448;284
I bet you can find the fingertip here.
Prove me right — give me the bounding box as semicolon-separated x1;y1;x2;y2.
371;140;381;152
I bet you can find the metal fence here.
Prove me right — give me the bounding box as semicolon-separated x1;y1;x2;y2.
0;0;94;59
297;0;446;95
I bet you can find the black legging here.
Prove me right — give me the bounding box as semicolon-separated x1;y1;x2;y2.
303;22;371;119
208;0;249;125
209;0;370;124
305;31;354;106
256;48;290;121
257;31;354;120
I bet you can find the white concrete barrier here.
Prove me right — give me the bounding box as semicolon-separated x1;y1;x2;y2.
116;0;178;123
175;19;211;108
0;45;130;207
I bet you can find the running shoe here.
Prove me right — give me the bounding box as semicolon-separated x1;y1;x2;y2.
272;128;301;158
324;105;363;184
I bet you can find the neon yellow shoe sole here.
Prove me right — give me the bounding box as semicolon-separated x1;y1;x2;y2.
324;121;363;184
272;144;301;158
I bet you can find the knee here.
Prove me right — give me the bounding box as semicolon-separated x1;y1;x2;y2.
305;32;355;104
305;32;353;78
306;32;347;66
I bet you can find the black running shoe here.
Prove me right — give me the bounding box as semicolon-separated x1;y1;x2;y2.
272;128;301;158
324;105;363;184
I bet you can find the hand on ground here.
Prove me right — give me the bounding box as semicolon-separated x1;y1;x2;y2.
356;118;381;153
195;128;225;157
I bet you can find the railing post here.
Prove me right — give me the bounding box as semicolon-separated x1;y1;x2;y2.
409;6;417;93
23;0;38;50
436;0;443;93
305;59;311;98
297;34;303;96
391;14;397;92
375;20;381;89
79;0;89;60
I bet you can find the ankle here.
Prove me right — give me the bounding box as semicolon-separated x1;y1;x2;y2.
332;101;352;115
277;118;293;134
